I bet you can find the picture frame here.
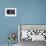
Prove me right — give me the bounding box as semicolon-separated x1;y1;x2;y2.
5;8;16;17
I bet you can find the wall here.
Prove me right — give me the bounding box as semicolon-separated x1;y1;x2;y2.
0;0;46;44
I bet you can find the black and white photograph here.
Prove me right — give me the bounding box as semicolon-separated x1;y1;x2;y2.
5;8;16;17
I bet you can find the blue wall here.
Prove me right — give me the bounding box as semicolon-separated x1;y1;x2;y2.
0;0;46;44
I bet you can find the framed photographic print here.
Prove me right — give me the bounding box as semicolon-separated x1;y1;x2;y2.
18;24;46;42
5;8;16;17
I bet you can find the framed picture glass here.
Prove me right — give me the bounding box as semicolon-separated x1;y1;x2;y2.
5;8;16;17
